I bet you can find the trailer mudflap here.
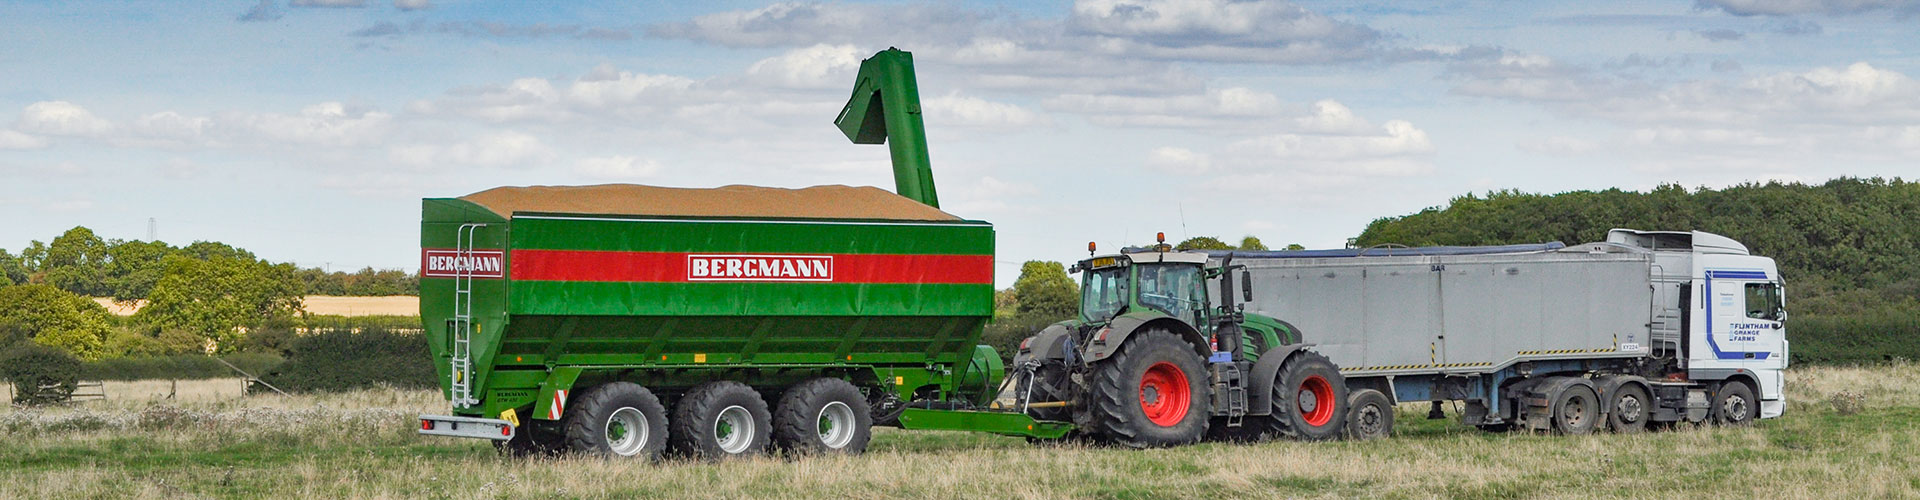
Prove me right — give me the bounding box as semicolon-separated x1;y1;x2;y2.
896;408;1073;439
418;414;514;441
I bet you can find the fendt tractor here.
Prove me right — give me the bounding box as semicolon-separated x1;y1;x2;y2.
1202;231;1789;436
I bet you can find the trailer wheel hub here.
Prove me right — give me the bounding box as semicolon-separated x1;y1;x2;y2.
1139;362;1191;427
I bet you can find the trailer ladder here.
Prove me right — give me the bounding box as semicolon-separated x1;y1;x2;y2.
449;223;486;408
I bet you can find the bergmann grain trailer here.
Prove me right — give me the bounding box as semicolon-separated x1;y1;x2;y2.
416;48;1079;459
1205;229;1788;437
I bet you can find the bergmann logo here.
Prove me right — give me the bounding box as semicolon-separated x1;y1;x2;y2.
422;249;505;279
687;254;833;282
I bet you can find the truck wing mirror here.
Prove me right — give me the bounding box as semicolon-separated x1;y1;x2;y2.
1241;269;1253;302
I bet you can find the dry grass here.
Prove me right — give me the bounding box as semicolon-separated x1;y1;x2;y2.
4;365;1918;499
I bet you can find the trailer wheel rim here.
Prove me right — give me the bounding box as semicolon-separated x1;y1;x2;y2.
605;407;649;456
714;405;755;454
1298;375;1335;427
1139;361;1191;427
817;401;856;449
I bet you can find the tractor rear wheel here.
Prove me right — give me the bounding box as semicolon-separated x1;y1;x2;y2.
773;377;872;456
1086;329;1209;448
561;382;669;460
1273;351;1347;441
1344;388;1393;440
671;381;773;460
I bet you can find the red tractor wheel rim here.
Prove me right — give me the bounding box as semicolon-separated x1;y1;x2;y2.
1298;375;1336;427
1139;361;1191;427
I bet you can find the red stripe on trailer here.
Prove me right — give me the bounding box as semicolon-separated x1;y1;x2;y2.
550;389;566;420
508;250;993;284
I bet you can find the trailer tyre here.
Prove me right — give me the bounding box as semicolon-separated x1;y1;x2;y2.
1087;329;1209;448
671;381;773;460
1275;351;1348;441
562;382;669;460
1550;384;1600;435
773;378;872;455
1712;381;1758;426
1345;389;1393;440
1606;384;1650;434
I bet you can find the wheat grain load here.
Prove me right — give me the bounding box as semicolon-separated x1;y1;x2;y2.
459;184;961;221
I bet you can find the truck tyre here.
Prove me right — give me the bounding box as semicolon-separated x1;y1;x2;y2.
671;381;773;460
1274;351;1348;441
562;382;669;460
773;378;872;456
1549;384;1599;435
1712;381;1758;426
1086;329;1209;448
1345;388;1393;440
1606;384;1650;434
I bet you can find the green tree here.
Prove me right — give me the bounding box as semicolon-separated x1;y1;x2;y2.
138;255;304;352
0;284;114;360
1013;261;1079;319
1285;243;1306;250
102;239;177;300
178;241;257;261
1237;236;1268;251
1174;236;1232;251
41;227;110;296
0;248;24;286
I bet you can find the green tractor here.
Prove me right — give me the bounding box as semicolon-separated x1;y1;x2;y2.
1011;236;1348;447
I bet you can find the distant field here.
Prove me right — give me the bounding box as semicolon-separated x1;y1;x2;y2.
3;364;1916;499
91;296;419;317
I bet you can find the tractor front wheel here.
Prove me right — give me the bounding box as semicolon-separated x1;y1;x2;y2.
1086;329;1209;448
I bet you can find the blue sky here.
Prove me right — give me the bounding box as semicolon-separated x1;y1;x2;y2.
4;0;1917;285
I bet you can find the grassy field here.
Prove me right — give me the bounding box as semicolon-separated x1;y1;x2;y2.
4;365;1917;500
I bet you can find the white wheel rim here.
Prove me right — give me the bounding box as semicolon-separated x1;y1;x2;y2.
714;405;755;454
605;407;648;456
817;401;856;449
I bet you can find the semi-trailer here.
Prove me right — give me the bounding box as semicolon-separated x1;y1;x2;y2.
1201;230;1789;437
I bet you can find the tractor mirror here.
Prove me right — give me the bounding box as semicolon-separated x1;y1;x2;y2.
1240;270;1253;301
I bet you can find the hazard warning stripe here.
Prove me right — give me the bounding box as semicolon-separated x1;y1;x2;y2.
549;389;567;420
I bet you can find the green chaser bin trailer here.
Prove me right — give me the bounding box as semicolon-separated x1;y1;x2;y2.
416;48;1069;459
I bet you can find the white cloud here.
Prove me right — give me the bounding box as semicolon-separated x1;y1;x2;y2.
1517;136;1602;155
290;0;367;7
1046;87;1283;127
745;44;864;89
0;130;48;150
1066;0;1383;63
574;156;662;179
646;3;988;48
394;0;431;11
923;94;1043;128
219;102;393;147
1226;119;1434;172
1294;100;1375;135
1695;0;1920;16
1145;146;1211;173
942;175;1040;214
390;131;551;169
16;101;114;137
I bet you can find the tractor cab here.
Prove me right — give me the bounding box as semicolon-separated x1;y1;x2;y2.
1071;248;1212;330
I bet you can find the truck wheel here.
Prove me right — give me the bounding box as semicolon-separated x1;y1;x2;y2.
1550;384;1599;435
773;378;872;455
562;382;669;459
1087;329;1209;448
1606;384;1650;434
1345;388;1393;440
1275;351;1347;441
671;381;773;460
1712;381;1758;426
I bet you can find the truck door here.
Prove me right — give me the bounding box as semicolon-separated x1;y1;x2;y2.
1702;270;1778;362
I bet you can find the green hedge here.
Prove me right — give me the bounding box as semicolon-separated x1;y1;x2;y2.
1788;309;1920;365
77;353;285;381
263;328;435;392
300;314;422;331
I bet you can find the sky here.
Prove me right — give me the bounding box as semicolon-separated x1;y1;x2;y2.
2;0;1917;286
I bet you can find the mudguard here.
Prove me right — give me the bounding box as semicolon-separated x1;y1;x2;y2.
1246;344;1314;417
1082;312;1207;363
1024;323;1074;362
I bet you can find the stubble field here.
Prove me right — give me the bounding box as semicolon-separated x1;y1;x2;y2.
3;364;1917;499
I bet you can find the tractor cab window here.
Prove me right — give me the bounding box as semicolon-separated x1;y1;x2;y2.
1137;264;1204;320
1744;282;1785;321
1082;266;1129;322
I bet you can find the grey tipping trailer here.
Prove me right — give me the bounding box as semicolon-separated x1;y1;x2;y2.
1207;228;1788;436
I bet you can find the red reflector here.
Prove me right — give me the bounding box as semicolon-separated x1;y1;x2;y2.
421;420;434;430
501;425;512;436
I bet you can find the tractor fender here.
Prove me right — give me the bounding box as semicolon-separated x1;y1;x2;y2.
1023;323;1074;362
1245;344;1315;417
1082;314;1208;363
